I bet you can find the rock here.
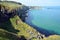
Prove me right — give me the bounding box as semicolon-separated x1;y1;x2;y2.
16;19;20;25
0;4;17;22
19;35;27;40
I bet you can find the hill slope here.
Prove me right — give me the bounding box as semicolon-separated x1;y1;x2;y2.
0;1;44;40
0;1;60;40
43;35;60;40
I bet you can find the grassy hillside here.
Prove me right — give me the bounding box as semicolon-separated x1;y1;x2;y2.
43;35;60;40
0;29;19;40
0;1;22;12
0;1;44;40
0;1;60;40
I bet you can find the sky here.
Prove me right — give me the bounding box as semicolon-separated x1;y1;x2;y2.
9;0;60;6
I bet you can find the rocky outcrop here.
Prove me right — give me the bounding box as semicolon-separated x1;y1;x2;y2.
0;4;29;22
16;6;29;22
0;4;16;22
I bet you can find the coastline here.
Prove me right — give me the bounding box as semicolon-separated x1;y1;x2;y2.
25;8;60;37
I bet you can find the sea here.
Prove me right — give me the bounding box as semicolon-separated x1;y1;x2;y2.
26;6;60;36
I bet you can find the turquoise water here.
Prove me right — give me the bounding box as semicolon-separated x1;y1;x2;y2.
26;6;60;35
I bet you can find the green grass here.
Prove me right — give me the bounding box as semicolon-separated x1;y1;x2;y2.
43;35;60;40
0;15;40;40
0;1;23;12
0;29;19;40
10;15;39;38
0;37;9;40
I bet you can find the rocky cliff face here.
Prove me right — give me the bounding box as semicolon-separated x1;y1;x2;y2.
15;6;29;22
0;4;16;22
0;3;29;22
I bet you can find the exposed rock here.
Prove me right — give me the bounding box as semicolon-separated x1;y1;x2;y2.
19;35;27;40
16;19;20;25
16;6;29;22
0;4;8;22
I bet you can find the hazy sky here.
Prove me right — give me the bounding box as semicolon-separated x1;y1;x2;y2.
9;0;60;6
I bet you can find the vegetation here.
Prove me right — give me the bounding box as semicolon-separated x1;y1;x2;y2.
43;35;60;40
0;29;19;40
0;1;60;40
0;1;43;40
0;1;22;12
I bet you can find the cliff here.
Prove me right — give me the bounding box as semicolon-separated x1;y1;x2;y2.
0;1;44;40
0;1;60;40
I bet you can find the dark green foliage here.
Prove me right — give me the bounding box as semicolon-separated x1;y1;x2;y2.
0;29;20;40
0;19;19;33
